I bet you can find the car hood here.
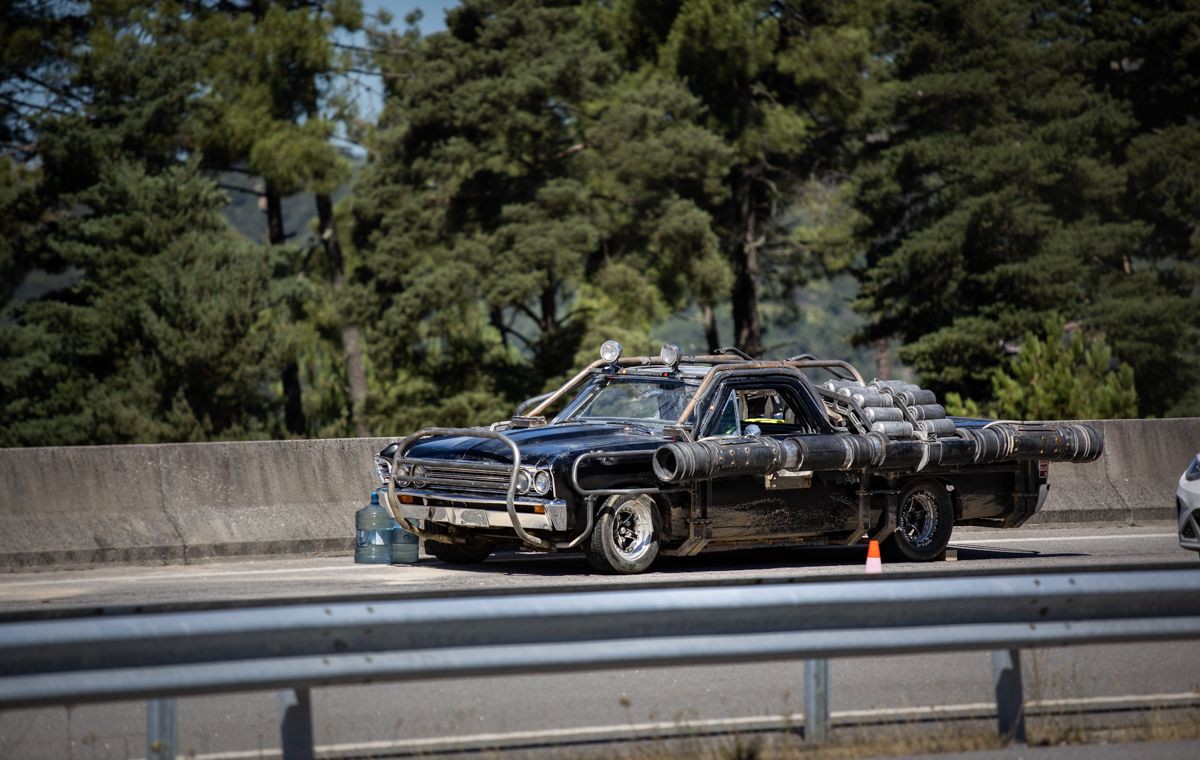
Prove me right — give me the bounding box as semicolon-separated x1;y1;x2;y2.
384;422;664;466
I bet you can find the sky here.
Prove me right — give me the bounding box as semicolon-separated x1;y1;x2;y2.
334;1;459;130
370;1;459;34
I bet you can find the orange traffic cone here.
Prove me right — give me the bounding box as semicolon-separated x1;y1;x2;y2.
865;540;882;574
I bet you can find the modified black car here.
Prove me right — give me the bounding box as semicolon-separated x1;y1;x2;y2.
374;342;1103;574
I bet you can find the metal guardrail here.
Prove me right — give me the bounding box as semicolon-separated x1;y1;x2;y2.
2;567;1199;758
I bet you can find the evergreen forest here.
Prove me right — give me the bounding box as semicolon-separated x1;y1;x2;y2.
2;0;1198;446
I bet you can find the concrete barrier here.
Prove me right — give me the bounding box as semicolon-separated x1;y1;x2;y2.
0;437;390;569
0;420;1196;568
1033;418;1200;525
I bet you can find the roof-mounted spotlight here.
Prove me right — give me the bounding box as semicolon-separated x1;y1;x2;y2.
660;343;681;369
600;340;623;364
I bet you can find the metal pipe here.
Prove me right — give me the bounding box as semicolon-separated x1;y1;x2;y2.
525;354;747;420
652;421;1103;484
387;427;549;549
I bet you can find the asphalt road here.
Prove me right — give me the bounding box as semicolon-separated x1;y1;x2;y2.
0;522;1196;759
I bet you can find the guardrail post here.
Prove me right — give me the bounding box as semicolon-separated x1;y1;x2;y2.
278;687;315;760
146;698;177;760
992;648;1028;744
804;658;830;742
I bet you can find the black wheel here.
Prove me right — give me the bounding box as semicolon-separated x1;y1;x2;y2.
426;540;493;565
883;480;953;562
584;495;660;574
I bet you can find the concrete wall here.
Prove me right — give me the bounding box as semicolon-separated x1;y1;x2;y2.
1034;418;1200;525
0;437;389;568
1;420;1196;568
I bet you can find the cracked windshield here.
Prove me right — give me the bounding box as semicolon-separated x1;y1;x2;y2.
577;380;692;424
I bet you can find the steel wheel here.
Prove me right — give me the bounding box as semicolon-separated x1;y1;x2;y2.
585;495;660;574
884;479;953;562
899;488;940;548
611;499;655;563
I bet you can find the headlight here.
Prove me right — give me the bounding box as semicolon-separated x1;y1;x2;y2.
411;464;427;487
394;463;412;487
600;339;622;363
516;469;531;494
374;456;392;485
533;469;552;495
1186;455;1200;482
660;343;681;368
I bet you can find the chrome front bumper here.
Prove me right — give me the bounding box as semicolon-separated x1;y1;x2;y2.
389;488;568;532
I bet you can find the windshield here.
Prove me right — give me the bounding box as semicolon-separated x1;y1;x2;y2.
562;377;694;424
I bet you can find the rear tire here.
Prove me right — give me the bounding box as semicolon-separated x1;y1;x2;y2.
426;540;493;565
584;495;660;574
883;480;953;562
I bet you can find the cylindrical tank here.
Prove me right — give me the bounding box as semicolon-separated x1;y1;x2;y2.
918;418;958;437
908;403;947;420
854;391;894;408
354;491;393;564
391;516;419;564
864;406;903;422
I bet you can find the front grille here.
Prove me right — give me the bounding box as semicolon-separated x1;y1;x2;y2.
408;461;513;496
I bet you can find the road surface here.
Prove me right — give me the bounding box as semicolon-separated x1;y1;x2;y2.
0;522;1195;759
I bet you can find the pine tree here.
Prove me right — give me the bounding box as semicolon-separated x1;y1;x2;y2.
352;0;733;427
988;315;1137;420
0;2;295;445
850;0;1189;417
186;0;371;435
592;0;879;354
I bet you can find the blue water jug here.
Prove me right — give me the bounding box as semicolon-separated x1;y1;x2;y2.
354;492;393;564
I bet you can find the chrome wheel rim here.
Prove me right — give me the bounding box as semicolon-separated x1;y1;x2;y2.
899;489;939;547
611;498;654;562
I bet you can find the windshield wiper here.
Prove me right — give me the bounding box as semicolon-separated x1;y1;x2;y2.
577;418;659;435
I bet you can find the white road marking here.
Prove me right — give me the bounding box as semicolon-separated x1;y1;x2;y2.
155;691;1200;760
0;563;430;588
952;533;1175;546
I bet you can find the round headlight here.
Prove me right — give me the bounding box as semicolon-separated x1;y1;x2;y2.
393;463;412;487
374;456;392;485
600;339;622;363
411;464;427;487
660;343;681;368
533;469;552;495
516;469;531;494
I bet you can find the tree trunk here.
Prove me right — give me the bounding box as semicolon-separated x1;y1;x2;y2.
701;302;720;354
316;192;369;437
264;180;285;245
282;360;306;435
490;308;508;350
264;179;307;435
874;338;893;380
730;171;764;357
539;283;558;337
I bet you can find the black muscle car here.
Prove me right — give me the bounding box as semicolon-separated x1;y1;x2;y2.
374;342;1103;574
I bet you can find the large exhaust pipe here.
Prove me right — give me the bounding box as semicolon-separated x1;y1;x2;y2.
652;422;1103;484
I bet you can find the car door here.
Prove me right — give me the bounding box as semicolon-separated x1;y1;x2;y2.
701;377;861;542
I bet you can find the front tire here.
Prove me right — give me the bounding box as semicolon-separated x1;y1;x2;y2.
585;495;660;574
427;540;493;565
884;480;953;562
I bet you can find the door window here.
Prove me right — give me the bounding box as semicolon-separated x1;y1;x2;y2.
733;387;816;436
712;395;741;436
